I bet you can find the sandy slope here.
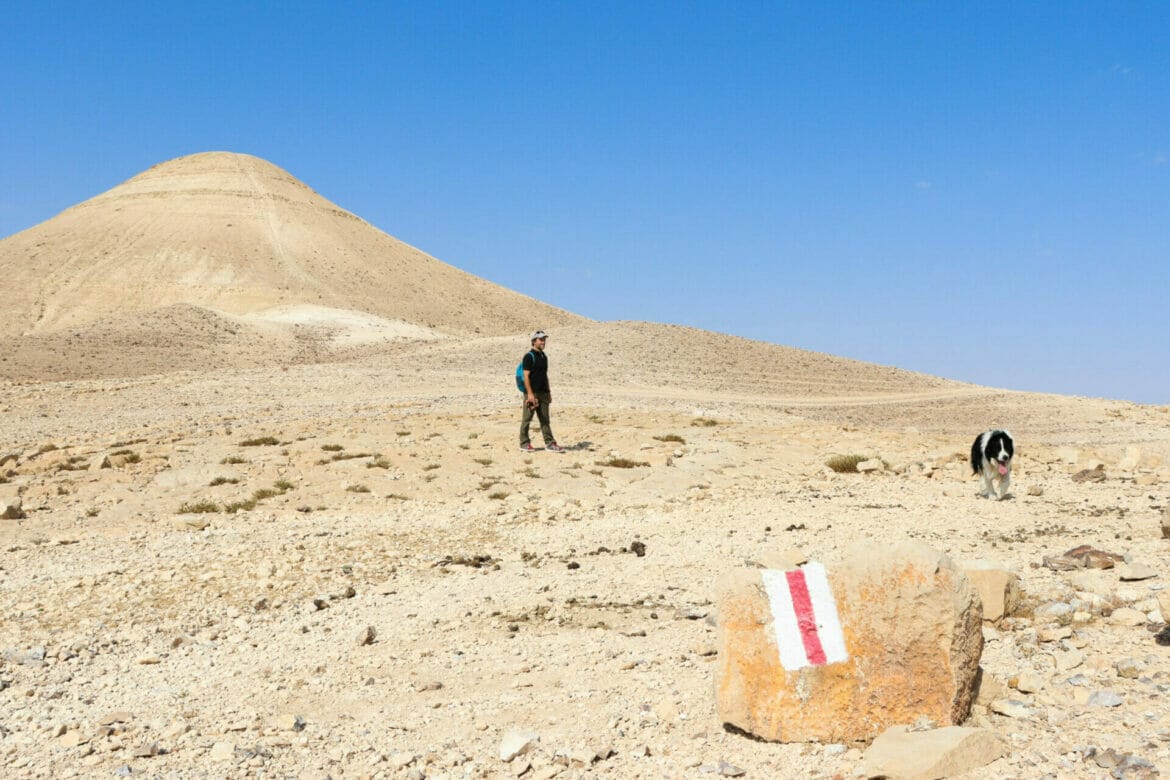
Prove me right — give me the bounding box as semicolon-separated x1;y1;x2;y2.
3;329;1170;777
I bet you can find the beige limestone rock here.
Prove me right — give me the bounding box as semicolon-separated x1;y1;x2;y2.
171;516;210;531
1107;607;1147;626
499;729;539;762
857;725;1006;780
961;560;1020;622
1156;590;1170;622
1117;563;1158;581
715;542;983;743
1;496;24;520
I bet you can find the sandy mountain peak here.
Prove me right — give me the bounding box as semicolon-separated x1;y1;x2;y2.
0;151;583;338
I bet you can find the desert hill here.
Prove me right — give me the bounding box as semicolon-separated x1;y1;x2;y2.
0;152;582;338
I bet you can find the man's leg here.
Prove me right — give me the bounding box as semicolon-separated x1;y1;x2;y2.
536;393;555;446
520;397;534;446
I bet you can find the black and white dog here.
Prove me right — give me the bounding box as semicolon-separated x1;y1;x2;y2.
971;429;1014;500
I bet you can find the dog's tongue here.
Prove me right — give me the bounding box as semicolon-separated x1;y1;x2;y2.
998;464;1008;476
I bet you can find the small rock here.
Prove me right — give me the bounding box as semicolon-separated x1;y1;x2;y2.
1015;672;1047;693
499;729;539;762
1037;626;1072;643
1034;602;1074;623
1054;649;1084;672
961;560;1020;622
1071;465;1106;483
356;625;376;646
272;713;304;731
1117;563;1158;582
388;752;416;769
1115;658;1144;679
1065;545;1124;569
989;699;1032;718
1107;607;1147;626
209;741;236;761
1155;591;1170;622
858;725;1006;780
1;497;25;520
1088;690;1124;707
568;746;601;766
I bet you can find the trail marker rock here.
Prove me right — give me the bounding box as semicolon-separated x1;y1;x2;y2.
715;542;983;743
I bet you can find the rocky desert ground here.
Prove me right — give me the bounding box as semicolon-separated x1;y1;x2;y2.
2;153;1169;779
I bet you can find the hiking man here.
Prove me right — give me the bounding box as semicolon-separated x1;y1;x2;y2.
519;330;564;452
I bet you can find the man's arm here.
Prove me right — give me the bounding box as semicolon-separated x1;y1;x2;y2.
523;369;536;407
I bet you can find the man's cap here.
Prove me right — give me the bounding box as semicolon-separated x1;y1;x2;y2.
531;330;548;341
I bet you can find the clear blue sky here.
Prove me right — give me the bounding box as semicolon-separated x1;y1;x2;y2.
2;2;1167;403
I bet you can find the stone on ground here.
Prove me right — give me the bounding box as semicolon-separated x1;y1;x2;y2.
960;560;1020;622
715;541;983;742
857;725;1006;779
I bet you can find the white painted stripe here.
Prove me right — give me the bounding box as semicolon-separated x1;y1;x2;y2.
800;562;849;664
761;569;809;669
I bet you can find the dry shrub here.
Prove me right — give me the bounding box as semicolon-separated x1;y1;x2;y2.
825;454;868;473
178;501;220;514
596;458;650;469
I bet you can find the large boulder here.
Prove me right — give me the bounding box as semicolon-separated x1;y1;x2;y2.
715;541;983;743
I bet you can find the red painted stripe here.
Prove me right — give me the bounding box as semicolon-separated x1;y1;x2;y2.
785;569;827;666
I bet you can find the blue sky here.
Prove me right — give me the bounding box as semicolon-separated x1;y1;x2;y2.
2;2;1167;403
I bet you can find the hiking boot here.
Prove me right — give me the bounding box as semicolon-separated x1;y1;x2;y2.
519;442;536;452
547;442;565;453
